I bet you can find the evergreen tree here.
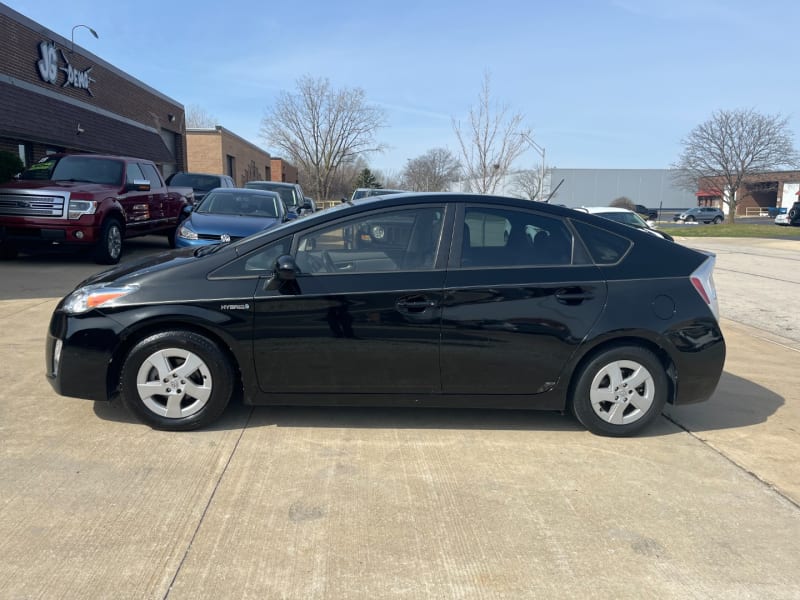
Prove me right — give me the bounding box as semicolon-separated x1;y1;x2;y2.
355;168;381;189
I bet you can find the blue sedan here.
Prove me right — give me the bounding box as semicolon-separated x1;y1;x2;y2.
175;188;292;247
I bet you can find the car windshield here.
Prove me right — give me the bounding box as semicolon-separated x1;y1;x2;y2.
169;173;220;192
245;182;297;207
196;191;280;217
597;211;649;228
19;156;124;185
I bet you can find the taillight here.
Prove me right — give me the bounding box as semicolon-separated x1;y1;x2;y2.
690;255;719;321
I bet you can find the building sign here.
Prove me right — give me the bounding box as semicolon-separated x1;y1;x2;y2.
36;41;95;97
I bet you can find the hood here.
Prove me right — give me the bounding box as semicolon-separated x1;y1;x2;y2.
187;212;280;236
77;247;198;288
1;179;120;194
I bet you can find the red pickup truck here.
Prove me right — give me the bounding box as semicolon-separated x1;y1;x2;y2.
0;154;194;264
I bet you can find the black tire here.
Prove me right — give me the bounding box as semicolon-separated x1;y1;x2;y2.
712;216;723;224
94;217;123;264
0;242;18;259
120;331;234;430
168;223;180;249
686;215;696;222
570;345;668;437
789;207;798;221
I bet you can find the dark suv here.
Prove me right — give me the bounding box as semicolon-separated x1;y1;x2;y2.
674;206;725;224
245;181;314;215
788;201;800;226
165;172;235;204
634;204;658;220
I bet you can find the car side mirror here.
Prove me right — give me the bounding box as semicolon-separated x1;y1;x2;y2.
285;209;299;221
182;205;193;216
126;179;151;192
265;254;298;290
302;200;313;212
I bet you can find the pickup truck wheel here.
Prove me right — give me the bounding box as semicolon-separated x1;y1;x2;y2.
120;331;234;430
94;218;123;264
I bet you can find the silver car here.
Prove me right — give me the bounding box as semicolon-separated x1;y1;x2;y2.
674;207;724;224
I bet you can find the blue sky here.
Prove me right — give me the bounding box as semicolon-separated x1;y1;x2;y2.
7;0;800;175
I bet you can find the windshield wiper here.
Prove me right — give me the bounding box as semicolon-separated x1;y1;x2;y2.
194;242;231;257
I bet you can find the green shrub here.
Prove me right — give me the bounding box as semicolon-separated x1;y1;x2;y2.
0;150;24;183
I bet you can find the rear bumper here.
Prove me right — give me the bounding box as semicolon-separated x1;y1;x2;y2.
665;320;726;405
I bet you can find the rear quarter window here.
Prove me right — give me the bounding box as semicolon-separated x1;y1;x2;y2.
570;220;632;265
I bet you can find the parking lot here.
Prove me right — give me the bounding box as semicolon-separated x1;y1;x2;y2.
1;236;799;599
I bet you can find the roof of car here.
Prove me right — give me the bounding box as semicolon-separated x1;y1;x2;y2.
574;206;634;214
246;181;297;187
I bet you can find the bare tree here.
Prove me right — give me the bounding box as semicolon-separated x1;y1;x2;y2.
401;148;461;191
185;104;217;128
509;166;551;201
260;76;387;202
373;168;403;190
610;196;636;211
326;156;368;201
452;72;529;194
673;108;800;222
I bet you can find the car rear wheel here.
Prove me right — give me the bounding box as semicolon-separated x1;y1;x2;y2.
570;346;668;437
712;216;723;224
120;331;234;430
94;217;123;264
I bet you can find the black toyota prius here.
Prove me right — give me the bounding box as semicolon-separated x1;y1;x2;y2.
46;193;725;436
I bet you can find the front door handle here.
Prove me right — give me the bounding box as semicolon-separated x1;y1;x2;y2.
396;296;437;313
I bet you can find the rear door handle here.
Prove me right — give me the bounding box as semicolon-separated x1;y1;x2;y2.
555;288;594;304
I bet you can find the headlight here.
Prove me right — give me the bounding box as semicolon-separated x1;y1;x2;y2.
68;200;97;220
62;283;139;314
178;223;198;240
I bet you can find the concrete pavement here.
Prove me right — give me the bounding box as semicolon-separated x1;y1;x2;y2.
0;289;798;598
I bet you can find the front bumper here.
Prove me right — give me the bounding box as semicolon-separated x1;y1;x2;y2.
45;307;123;401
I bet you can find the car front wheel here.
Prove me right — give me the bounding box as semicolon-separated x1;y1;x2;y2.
685;215;696;222
120;331;234;430
570;346;668;437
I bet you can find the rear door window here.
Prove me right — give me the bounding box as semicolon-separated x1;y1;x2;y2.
570;220;632;265
459;206;574;267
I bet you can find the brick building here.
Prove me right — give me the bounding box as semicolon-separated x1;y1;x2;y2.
698;171;800;215
0;4;186;177
270;158;299;184
185;127;272;186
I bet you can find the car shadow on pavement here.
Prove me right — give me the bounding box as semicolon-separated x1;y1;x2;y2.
249;405;586;433
664;371;783;433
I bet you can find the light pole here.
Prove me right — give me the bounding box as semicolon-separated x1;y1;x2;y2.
70;24;98;53
518;132;546;201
